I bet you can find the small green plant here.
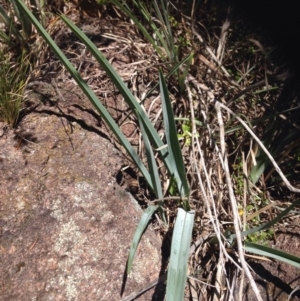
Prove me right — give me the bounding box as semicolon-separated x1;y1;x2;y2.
0;0;45;127
177;121;199;146
0;49;30;127
246;225;273;245
17;2;194;300
108;0;193;92
177;122;192;146
0;0;46;47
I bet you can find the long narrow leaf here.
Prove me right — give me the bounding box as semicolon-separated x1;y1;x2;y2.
245;242;300;268
179;53;193;92
153;0;175;61
137;112;163;200
166;208;194;301
250;129;300;183
137;112;166;223
0;4;23;43
127;205;158;273
109;0;164;58
142;52;194;102
159;70;190;199
60;16;173;179
16;0;153;190
0;29;11;44
230;198;300;241
11;0;32;38
130;0;168;57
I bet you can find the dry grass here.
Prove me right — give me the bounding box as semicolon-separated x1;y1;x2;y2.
0;49;31;127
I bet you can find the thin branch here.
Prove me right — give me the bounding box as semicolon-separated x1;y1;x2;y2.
218;101;300;194
185;80;241;271
215;101;263;301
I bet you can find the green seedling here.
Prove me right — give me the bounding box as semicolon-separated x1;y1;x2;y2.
177;122;199;146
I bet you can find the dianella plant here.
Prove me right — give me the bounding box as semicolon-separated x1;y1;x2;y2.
108;0;193;93
16;1;194;300
14;1;300;300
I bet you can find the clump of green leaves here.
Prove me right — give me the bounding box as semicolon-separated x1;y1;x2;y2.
177;121;199;146
108;0;193;92
0;49;30;127
0;0;46;127
16;2;195;300
0;0;46;46
246;225;273;245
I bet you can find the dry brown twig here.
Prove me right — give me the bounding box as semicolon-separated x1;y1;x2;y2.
191;24;231;79
215;101;263;301
217;19;231;62
215;99;300;300
217;101;300;195
185;80;245;301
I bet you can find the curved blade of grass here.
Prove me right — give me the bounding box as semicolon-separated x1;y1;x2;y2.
0;4;24;43
11;0;32;38
230;197;300;241
159;70;190;200
127;205;158;273
160;0;174;52
142;52;193;102
250;129;300;183
0;29;11;44
179;53;193;92
60;15;173;179
137;112;166;223
153;0;175;61
166;208;194;301
16;0;153;190
137;112;163;201
132;0;169;59
174;117;203;127
245;242;300;268
150;9;171;59
109;0;164;58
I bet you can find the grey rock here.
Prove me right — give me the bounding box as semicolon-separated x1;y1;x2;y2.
0;82;163;301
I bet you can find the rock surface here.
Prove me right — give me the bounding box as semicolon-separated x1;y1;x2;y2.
0;82;163;301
